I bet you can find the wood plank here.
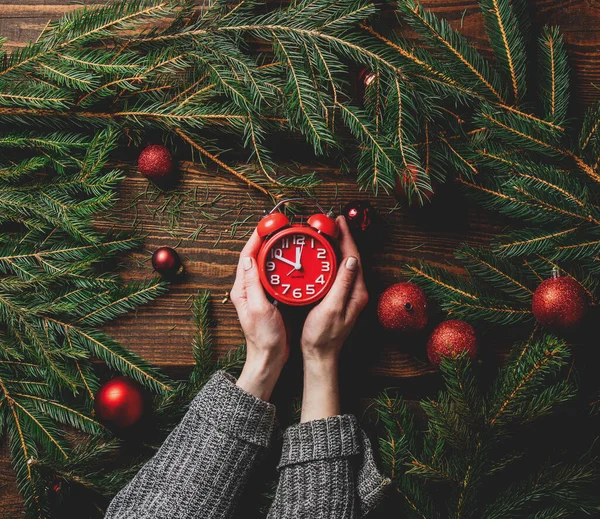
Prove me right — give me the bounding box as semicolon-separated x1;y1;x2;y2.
98;162;502;379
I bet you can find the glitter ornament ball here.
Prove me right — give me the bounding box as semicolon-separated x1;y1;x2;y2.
94;377;145;429
138;144;173;180
427;320;477;365
152;246;182;276
532;276;588;329
342;200;374;233
378;282;428;333
394;165;435;203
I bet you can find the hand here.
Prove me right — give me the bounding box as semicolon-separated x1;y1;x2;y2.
301;216;368;363
299;216;369;421
230;230;289;400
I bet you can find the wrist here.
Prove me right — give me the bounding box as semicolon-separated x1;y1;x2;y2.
236;350;285;401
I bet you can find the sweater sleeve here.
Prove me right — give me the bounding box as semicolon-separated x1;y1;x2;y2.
266;415;390;518
105;371;276;519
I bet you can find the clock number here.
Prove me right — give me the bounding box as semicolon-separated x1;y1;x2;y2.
282;284;291;294
317;248;327;259
316;275;325;285
293;288;302;299
280;238;290;249
270;275;280;285
306;284;315;295
266;261;276;272
321;261;331;272
310;238;316;248
270;248;283;259
293;235;305;245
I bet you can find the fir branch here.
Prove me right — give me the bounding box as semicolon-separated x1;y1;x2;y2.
479;0;527;104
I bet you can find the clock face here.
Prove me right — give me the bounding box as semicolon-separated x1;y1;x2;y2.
258;227;337;306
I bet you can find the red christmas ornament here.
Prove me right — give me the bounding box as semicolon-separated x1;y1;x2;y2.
342;200;374;233
94;377;145;429
138;144;173;180
358;68;377;88
152;246;182;276
427;320;477;365
532;276;588;329
394;165;434;203
378;282;428;333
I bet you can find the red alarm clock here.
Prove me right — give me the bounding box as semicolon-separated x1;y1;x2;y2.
257;199;339;306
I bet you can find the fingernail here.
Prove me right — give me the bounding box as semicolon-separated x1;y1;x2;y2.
346;256;358;271
243;257;253;271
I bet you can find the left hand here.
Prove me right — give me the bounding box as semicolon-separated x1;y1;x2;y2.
230;229;289;400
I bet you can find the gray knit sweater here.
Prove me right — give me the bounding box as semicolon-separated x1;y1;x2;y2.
105;371;389;518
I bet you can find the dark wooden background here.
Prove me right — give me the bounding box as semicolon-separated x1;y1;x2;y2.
1;0;600;516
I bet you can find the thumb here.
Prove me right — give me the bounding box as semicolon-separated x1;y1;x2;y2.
322;256;358;308
242;256;269;305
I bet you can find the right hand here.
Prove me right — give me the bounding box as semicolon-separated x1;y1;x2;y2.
300;216;369;364
230;229;289;400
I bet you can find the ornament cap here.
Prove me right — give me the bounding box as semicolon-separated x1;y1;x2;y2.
307;213;339;238
257;212;290;237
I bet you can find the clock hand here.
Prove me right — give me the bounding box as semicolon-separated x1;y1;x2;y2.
296;243;304;270
274;250;297;268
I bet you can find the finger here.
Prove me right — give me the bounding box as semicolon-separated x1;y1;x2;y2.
336;216;369;319
336;216;361;262
241;255;270;306
345;273;369;321
320;255;359;309
232;229;264;304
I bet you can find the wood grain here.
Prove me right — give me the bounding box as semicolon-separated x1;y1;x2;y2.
0;0;599;516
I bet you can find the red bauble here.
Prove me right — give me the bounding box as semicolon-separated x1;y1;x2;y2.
358;68;377;88
138;144;173;180
342;200;374;233
394;165;434;203
378;282;428;333
532;276;588;329
427;320;477;365
94;377;145;429
152;246;182;276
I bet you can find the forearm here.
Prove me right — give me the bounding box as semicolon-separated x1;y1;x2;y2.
105;372;276;519
301;357;340;422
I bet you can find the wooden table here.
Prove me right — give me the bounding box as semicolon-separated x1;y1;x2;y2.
1;0;599;515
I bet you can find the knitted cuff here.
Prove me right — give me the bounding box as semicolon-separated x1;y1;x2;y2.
190;371;276;447
356;431;391;517
278;415;361;468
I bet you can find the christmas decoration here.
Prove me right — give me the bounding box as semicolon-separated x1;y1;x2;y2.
342;200;374;233
94;377;146;429
394;165;435;203
532;276;588;328
358;67;377;88
152;247;183;277
426;319;477;365
377;282;428;333
138;144;173;181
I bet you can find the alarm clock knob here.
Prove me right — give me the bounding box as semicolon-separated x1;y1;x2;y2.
257;212;290;238
307;213;339;238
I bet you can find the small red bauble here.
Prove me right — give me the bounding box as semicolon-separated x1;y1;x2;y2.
358;68;377;88
532;276;588;329
395;165;434;203
342;200;374;233
94;377;145;429
138;144;173;180
427;320;477;365
378;282;428;333
152;246;182;276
